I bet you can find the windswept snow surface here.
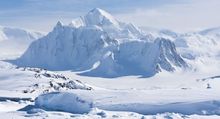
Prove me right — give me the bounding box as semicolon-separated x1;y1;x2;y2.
1;59;219;118
1;58;220;118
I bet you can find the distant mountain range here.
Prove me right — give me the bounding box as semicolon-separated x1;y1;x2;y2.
0;26;43;59
0;26;42;41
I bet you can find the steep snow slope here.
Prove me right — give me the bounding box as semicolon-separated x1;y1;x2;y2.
0;26;43;60
17;8;188;77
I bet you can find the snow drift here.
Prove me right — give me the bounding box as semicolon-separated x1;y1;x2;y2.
35;92;93;114
17;8;188;77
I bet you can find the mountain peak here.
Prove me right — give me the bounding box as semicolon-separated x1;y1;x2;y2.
89;8;105;14
54;21;63;31
88;8;111;17
84;8;119;26
56;21;63;27
68;8;141;39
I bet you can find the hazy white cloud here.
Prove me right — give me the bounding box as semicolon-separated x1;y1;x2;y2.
116;0;220;32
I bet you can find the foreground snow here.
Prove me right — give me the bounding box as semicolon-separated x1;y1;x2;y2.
35;89;220;115
1;109;220;119
0;61;220;118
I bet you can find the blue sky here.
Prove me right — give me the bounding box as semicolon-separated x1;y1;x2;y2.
0;0;220;32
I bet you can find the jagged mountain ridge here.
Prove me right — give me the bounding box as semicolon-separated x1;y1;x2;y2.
17;8;188;77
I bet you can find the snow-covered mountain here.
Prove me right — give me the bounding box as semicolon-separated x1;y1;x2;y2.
154;27;220;74
17;8;188;77
0;26;43;59
0;26;42;41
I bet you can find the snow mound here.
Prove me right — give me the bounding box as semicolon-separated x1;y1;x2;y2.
35;92;93;114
